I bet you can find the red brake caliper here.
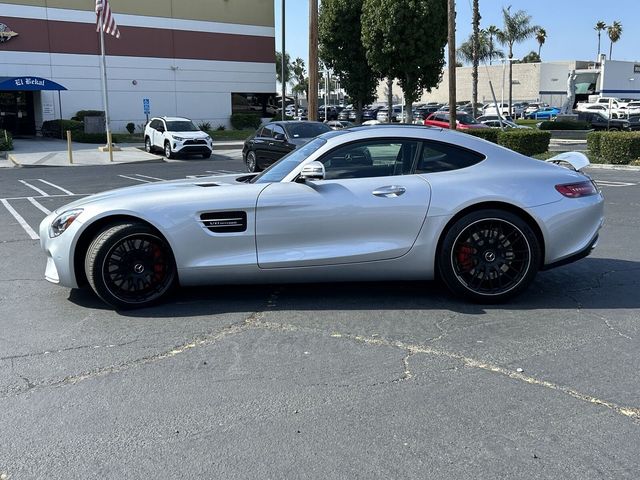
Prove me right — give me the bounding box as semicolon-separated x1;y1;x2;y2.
456;244;475;272
153;245;164;282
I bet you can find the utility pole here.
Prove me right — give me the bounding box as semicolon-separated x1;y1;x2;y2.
447;0;457;130
281;0;286;120
471;0;480;119
308;0;319;121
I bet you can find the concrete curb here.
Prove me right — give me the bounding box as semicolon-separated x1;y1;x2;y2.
587;163;640;171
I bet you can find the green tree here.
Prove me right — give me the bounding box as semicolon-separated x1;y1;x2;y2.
361;0;448;123
291;57;307;114
457;33;504;65
607;21;622;60
485;25;501;65
319;0;378;123
275;51;292;87
535;28;546;57
496;6;540;115
521;51;541;63
594;20;606;58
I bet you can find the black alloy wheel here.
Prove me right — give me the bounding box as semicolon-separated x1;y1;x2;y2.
85;223;177;309
438;210;541;303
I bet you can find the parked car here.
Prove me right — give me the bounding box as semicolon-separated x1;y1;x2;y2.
477;114;515;123
525;107;560;120
481;119;531;129
412;105;441;121
424;112;490;130
482;103;510;117
576;111;640;131
338;107;353;121
242;121;331;172
617;101;640;118
524;102;549;115
144;117;213;159
377;106;402;123
40;126;604;309
325;120;355;130
362;106;383;122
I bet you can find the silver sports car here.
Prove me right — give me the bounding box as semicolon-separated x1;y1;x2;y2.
39;126;604;309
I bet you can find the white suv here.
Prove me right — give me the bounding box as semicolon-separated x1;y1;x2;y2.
144;117;213;159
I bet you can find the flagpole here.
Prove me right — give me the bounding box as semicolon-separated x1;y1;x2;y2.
98;18;113;162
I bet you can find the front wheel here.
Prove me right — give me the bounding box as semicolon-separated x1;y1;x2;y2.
438;210;541;303
144;137;153;153
85;223;177;309
164;142;174;159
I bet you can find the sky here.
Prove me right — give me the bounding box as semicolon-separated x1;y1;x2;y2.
274;0;640;72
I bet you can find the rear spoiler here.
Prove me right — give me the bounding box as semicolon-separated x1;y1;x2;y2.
545;151;590;171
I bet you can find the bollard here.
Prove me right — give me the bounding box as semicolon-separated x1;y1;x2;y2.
107;131;114;162
66;130;73;164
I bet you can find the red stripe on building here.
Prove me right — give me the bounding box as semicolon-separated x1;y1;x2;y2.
0;17;275;63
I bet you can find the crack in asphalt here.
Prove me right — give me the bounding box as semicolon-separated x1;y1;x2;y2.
2;304;638;424
0;339;140;362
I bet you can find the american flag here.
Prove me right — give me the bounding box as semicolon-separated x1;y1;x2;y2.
95;0;120;38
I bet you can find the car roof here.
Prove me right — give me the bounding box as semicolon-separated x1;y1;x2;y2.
158;116;192;122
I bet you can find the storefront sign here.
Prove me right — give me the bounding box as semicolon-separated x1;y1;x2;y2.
0;76;67;91
43;102;55;115
0;23;18;44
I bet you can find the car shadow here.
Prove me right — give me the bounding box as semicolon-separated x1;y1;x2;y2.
67;257;640;317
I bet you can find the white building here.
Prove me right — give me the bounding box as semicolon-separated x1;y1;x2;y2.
0;0;277;135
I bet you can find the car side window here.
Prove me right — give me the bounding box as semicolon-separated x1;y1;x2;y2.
416;141;485;174
150;120;160;130
318;140;419;180
261;125;274;138
272;125;286;138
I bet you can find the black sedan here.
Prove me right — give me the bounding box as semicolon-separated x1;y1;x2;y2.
577;112;640;131
242;121;332;172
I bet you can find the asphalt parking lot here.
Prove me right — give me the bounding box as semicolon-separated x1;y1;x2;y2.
0;156;639;479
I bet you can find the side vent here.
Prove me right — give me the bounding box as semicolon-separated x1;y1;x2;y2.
199;211;247;233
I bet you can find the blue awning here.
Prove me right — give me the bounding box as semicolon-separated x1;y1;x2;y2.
0;76;67;91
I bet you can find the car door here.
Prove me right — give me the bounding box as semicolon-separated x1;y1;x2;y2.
153;119;166;148
255;138;431;268
269;124;295;164
253;125;273;167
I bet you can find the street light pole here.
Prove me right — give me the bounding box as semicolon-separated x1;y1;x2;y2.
281;0;286;121
308;0;319;121
447;0;457;130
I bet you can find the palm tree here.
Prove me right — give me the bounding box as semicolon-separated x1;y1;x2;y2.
471;0;481;118
457;33;504;65
485;25;501;65
496;6;540;114
535;28;546;57
607;21;622;60
275;51;292;98
594;21;606;58
291;57;306;115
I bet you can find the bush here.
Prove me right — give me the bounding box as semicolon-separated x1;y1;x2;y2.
126;122;135;134
538;120;591;130
587;131;604;161
230;113;261;130
216;124;226;131
197;121;212;131
464;129;499;143
598;132;640;165
497;129;551;156
41;119;83;139
71;110;104;122
0;129;13;151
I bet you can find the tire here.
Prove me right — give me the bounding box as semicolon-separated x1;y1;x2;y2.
164;141;174;159
245;150;261;172
144;136;153;153
438;209;541;303
84;223;177;309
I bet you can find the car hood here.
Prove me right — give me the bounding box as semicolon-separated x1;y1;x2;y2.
167;131;209;139
54;174;255;215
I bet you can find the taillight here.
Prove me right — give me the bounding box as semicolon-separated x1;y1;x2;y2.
555;181;598;198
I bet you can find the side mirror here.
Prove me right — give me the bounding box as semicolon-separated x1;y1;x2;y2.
274;133;286;142
299;161;325;181
157;126;165;133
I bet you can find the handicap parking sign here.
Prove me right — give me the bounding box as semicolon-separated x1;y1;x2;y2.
143;98;150;115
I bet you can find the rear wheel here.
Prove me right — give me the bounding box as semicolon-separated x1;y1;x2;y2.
438;209;541;303
246;150;261;172
85;223;177;309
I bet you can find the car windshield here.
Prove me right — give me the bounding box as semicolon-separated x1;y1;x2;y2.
457;113;479;124
285;123;332;139
166;121;199;132
251;137;327;184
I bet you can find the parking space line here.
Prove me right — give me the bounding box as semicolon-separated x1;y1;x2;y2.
19;180;49;196
132;174;165;181
596;181;636;187
206;170;241;174
37;179;74;195
118;175;151;183
27;197;52;215
1;199;39;240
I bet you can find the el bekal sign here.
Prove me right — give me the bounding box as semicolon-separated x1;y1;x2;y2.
0;76;67;91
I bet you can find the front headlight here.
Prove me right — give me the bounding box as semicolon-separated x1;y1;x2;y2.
172;135;185;141
49;209;83;238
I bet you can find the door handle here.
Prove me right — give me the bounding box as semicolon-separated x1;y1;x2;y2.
372;185;406;198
